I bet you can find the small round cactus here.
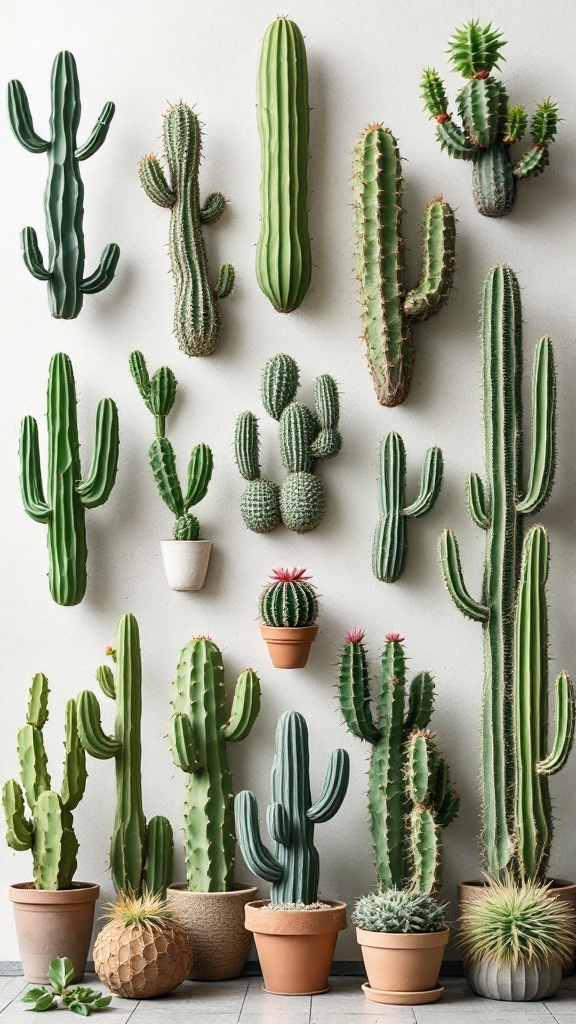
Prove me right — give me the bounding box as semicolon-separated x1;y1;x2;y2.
260;568;319;628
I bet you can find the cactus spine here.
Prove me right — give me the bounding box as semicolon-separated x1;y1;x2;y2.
260;568;318;627
3;674;87;889
169;638;261;892
235;711;349;904
353;126;456;407
373;432;443;583
338;632;459;892
139;104;234;356
256;18;311;312
7;51;120;318
76;614;173;895
20;353;119;606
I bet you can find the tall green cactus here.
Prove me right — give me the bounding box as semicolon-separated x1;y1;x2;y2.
373;432;443;583
338;632;459;893
169;638;261;892
3;673;87;890
7;51;120;319
235;711;349;904
234;353;342;534
421;22;560;217
139;103;234;356
439;265;557;881
20;353;119;606
256;17;311;313
76;613;173;896
353;125;456;407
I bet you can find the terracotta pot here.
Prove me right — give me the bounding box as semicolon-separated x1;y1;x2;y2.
9;882;99;984
166;883;257;980
244;899;347;995
356;926;449;1001
94;916;192;998
160;539;211;591
260;625;318;669
467;957;562;1001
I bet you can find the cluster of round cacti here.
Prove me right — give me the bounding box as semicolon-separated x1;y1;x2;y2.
259;568;319;628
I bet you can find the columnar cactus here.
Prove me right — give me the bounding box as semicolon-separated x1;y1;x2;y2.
439;265;557;880
7;51;120;318
129;350;213;540
76;613;174;896
169;638;261;892
20;353;119;606
139;103;234;356
421;22;560;217
234;353;342;533
338;632;459;893
260;568;318;627
353;125;456;407
256;18;311;312
235;711;349;904
3;673;87;889
373;432;443;583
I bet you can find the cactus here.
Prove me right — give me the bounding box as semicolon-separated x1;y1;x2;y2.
439;265;558;880
234;354;342;533
20;353;119;606
139;103;234;356
373;432;443;583
421;22;560;217
235;711;349;904
353;126;456;407
338;632;459;893
7;51;120;318
76;613;173;895
260;568;318;627
129;350;213;540
256;18;311;312
169;638;261;892
2;673;87;889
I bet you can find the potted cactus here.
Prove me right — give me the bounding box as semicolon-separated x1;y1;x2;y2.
259;568;319;668
235;710;350;995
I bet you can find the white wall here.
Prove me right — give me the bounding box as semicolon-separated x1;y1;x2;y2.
1;0;574;962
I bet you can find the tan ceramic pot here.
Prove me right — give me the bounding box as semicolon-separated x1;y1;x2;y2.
245;899;347;995
94;917;192;998
260;625;318;669
9;882;99;984
166;883;257;980
356;926;449;998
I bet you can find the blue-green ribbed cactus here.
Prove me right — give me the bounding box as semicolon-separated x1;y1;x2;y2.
259;568;319;627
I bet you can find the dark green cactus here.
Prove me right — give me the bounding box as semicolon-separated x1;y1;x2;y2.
338;632;459;893
169;638;261;892
235;711;349;904
373;432;443;583
421;22;560;217
139;103;234;356
20;353;119;606
3;673;87;890
76;613;173;896
260;568;318;627
7;51;120;318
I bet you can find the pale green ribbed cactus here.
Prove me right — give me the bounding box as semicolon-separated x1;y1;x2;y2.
260;568;318;627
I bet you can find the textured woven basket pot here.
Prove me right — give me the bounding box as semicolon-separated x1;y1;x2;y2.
259;625;318;669
166;883;257;980
9;882;99;984
356;926;448;1002
160;540;212;591
467;958;563;1001
93;917;192;998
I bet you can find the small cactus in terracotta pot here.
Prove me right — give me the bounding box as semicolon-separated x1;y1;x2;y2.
259;568;319;669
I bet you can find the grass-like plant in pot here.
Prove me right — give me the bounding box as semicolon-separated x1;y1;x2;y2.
259;568;319;669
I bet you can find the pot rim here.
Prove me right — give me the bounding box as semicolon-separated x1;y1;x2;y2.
259;624;319;638
356;925;449;949
160;538;212;548
9;881;100;904
245;898;347;936
166;882;258;898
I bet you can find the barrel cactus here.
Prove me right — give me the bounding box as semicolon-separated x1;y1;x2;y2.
260;568;319;627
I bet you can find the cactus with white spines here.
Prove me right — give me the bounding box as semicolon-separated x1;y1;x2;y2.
260;568;318;627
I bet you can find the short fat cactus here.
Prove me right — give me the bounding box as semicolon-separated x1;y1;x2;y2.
421;22;560;217
260;568;318;628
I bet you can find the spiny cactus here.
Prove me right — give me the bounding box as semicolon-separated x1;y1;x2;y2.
129;350;213;540
20;353;119;606
7;51;120;318
373;432;443;583
256;17;311;312
338;632;459;893
139;103;234;356
260;568;319;628
353;125;456;407
76;613;174;896
353;889;448;934
234;353;342;533
169;638;261;892
235;711;349;904
439;265;559;881
3;673;87;889
421;22;560;217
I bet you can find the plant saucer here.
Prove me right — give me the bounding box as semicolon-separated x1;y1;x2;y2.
362;982;444;1005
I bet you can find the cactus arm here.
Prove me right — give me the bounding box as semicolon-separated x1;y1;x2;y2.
439;529;489;622
234;791;283;882
138;155;176;209
184;443;214;508
513;101;559;180
404;200;456;322
338;638;381;744
404;671;435;731
267;803;290;845
21;228;51;280
404;447;443;518
372;431;407;583
2;780;33;851
213;263;235;299
80;243;120;293
235;412;261;481
149;437;184;518
409;807;440;894
76;399;119;508
17;723;51;810
516;336;555;515
169;712;201;773
144;816;174;896
97;664;116;700
537;671;575;775
200;192;226;224
128;351;153;412
307;749;350;823
262;353;299;419
467;472;491;529
436;119;479;160
223;670;261;742
75;101;115;160
76;690;123;759
27;673;50;728
7;80;50;152
20;417;50;523
60;700;87;811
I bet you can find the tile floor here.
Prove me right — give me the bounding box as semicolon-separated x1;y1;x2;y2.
1;973;576;1023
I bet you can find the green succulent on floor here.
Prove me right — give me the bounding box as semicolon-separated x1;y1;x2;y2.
234;353;342;533
22;957;111;1014
353;888;448;934
129;350;214;540
259;568;319;627
421;22;560;217
139;103;234;356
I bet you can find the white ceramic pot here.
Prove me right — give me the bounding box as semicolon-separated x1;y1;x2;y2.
467;958;562;1001
160;540;212;591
